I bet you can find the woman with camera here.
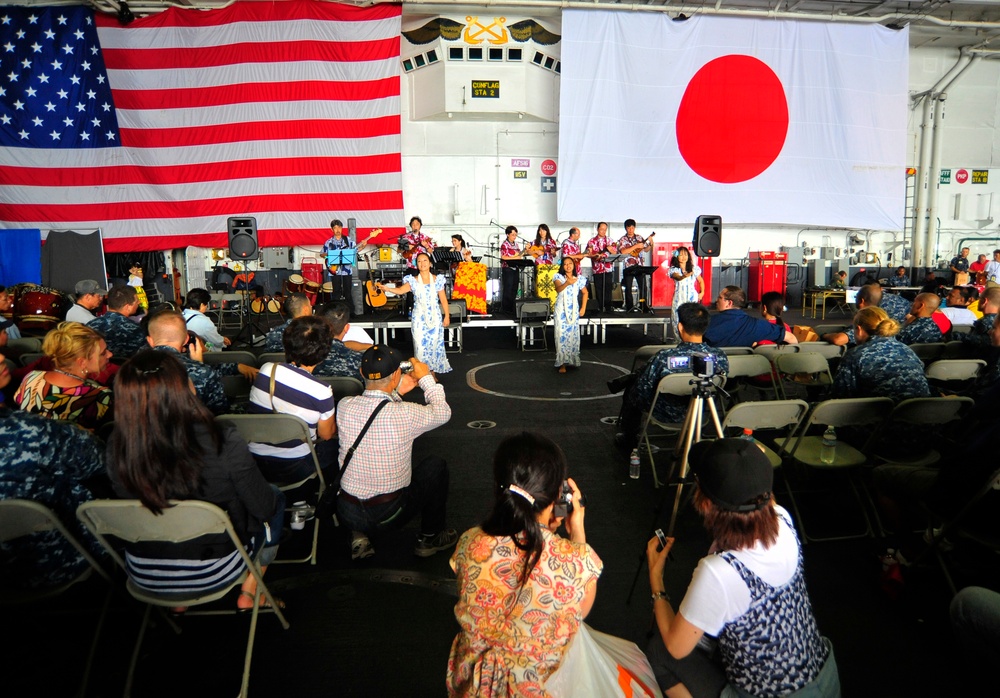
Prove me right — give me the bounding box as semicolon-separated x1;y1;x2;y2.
447;433;602;696
645;439;839;697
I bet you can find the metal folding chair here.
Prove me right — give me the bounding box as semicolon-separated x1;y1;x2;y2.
719;346;754;356
631;344;672;373
909;342;946;365
258;352;286;366
725;353;780;402
773;351;834;400
201;350;258;368
313;375;365;403
872;396;975;467
516;300;550;351
77;499;289;698
720;399;810;468
925;358;986;385
445;299;466;353
217;414;325;565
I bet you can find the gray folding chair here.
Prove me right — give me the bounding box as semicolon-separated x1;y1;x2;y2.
752;343;799;361
445;299;466;353
773;351;834;400
258;352;286;366
909;342;946;365
632;344;672;373
7;336;43;353
221;374;252;402
941;340;978;360
725;353;780;402
77;499;289;698
201;350;258;368
719;346;754;356
720;399;810;468
217;413;325;565
313;375;364;403
925;358;986;385
516;300;550;351
0;499;112;696
797;342;845;361
777;397;894;542
949;324;973;337
873;396;975;467
18;351;46;367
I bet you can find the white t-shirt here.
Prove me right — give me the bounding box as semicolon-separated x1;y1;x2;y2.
679;505;799;636
66;304;97;324
342;324;373;345
940;306;977;326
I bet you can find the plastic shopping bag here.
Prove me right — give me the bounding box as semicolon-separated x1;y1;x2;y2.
546;624;662;698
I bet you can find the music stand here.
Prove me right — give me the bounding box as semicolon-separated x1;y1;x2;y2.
507;258;538;299
326;248;357;270
630;266;659;314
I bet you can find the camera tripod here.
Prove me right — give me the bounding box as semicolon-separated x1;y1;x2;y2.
626;376;725;604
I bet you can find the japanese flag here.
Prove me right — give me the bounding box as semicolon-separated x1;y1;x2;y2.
557;11;909;230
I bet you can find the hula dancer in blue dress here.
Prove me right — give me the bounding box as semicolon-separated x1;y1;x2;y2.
377;253;452;374
553;256;589;373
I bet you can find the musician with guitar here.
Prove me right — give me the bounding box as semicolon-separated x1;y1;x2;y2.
500;225;525;314
323;220;381;306
585;222;619;313
399;216;436;271
560;227;587;273
617;219;654;312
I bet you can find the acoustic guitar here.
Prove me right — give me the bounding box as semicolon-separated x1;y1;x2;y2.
620;232;655;259
363;254;387;308
327;229;381;273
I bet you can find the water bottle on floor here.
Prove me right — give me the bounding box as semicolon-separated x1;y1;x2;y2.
629;449;640;479
820;426;837;464
741;428;754;443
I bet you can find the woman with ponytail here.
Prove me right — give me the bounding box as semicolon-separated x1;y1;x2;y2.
447;433;602;696
832;306;930;401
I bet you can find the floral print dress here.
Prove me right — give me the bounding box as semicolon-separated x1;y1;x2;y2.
447;527;603;697
552;273;588;368
404;273;452;374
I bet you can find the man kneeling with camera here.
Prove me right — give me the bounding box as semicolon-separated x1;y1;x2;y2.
336;345;457;560
616;303;729;452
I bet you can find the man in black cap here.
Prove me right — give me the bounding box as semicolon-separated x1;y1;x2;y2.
335;345;455;560
66;279;107;324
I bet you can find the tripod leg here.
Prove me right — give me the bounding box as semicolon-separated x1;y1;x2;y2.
666;395;703;536
706;393;725;439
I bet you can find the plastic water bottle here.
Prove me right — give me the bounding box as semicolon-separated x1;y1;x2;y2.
741;428;754;443
629;449;641;480
820;426;837;464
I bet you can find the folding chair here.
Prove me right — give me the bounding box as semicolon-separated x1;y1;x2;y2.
257;352;286;366
313;375;364;403
772;351;834;400
949;324;973;337
445;299;466;353
637;373;726;487
631;344;672;373
720;399;810;468
797;342;845;361
7;336;43;353
0;499;112;696
18;351;46;367
201;350;258;368
216;414;325;565
719;346;753;356
752;343;799;361
925;358;986;384
909;342;946;365
724;353;780;403
516;300;550;351
941;340;978;360
77;499;289;698
776;397;894;542
871;396;975;467
221;374;252;402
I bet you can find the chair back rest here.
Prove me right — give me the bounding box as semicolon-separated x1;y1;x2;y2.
797;342;845;360
217;413;313;447
313;375;364;402
941;341;977;360
909;342;946;363
77;499;232;545
722;399;809;431
220;374;251;400
447;298;467;322
202;350;257;367
720;346;753;356
7;337;43;353
925;359;986;381
18;352;46;367
258;352;286;366
806;397;894;429
517;300;550;319
774;351;831;377
950;324;973;336
753;344;799;359
886;396;975;426
654;372;725;397
632;345;671;372
726;353;774;379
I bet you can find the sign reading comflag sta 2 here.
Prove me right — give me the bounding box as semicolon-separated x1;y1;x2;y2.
0;1;404;252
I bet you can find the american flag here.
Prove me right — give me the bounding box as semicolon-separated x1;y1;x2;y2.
0;1;404;253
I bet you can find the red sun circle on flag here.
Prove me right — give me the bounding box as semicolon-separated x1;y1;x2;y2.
676;55;789;184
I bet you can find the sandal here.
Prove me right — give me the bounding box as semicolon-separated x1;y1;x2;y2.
237;589;286;612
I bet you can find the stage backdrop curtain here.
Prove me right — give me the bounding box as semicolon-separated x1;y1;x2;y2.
0;2;404;253
0;229;42;287
558;12;908;231
42;230;108;295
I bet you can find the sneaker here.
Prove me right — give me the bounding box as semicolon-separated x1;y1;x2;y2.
414;529;458;557
351;535;375;560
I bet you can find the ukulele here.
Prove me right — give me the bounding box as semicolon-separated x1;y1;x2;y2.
363;253;387;308
620;232;655;259
327;229;381;273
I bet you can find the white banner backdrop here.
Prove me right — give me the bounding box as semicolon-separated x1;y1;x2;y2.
558;12;909;230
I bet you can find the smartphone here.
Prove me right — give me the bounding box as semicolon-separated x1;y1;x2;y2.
654;528;668;552
184;330;199;352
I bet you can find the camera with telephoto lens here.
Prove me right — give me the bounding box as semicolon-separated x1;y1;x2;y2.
690;352;717;379
552;480;587;519
398;360;414;374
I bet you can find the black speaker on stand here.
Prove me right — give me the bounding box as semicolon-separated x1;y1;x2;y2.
692;215;722;257
227;217;258;260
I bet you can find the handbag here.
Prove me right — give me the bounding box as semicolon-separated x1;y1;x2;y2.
546;624;662;698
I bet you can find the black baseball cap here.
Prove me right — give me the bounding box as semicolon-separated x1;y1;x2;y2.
689;438;773;512
360;344;403;380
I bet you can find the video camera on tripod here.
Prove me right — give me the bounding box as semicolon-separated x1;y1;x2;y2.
666;351;718;381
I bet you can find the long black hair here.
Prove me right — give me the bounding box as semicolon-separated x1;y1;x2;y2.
107;350;222;514
760;291;786;327
481;432;567;588
670;246;694;273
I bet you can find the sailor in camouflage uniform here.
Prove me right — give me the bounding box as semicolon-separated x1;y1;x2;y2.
896;293;945;345
823;284;911;346
264;293;312;353
961;287;1000;353
0;352;105;588
87;285;147;359
314;302;363;378
147;312;230;415
833;308;930;401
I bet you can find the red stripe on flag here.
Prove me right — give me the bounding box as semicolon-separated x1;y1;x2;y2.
95;1;401;29
102;226;408;254
119;116;401;148
112;79;400;111
0;154;402;187
102;39;399;71
6;191;405;224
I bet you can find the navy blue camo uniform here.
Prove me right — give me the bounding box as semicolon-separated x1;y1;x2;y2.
896;316;944;345
832;336;931;401
88;312;147;359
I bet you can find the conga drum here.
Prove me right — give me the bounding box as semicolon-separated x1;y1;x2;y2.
535;264;559;309
285;274;305;294
320;281;335;303
15;286;64;332
304;280;321;305
251;296;269;313
452;261;488;315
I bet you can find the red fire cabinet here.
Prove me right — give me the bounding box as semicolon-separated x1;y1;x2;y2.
651;241;713;309
747;251;788;303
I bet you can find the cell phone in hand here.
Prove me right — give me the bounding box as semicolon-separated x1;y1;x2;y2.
654;528;668;552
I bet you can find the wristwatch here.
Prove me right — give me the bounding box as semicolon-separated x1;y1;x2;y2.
651;591;670;604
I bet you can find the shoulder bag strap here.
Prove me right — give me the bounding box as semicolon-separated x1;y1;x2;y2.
339;398;390;478
268;362;279;413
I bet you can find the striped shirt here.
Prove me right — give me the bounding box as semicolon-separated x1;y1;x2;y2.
248;363;335;460
125;549;245;596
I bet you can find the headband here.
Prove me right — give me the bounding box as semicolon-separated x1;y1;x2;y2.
507;484;535;506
